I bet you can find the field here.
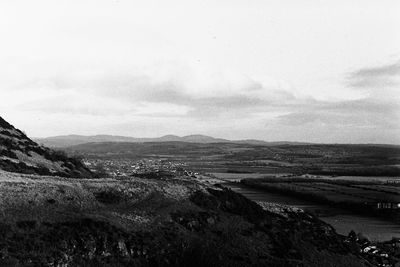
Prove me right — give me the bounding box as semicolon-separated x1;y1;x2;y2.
208;172;279;181
65;142;400;177
64;141;400;223
241;177;400;222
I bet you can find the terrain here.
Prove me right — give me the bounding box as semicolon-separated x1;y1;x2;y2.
0;117;92;178
240;176;400;223
65;141;400;177
1;116;399;266
34;134;309;148
0;170;378;266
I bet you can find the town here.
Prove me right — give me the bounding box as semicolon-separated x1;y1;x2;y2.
83;158;199;178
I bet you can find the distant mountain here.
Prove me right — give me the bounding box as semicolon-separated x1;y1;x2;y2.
235;140;313;146
181;134;229;143
0;116;93;177
34;134;311;148
34;134;228;147
34;134;230;147
232;139;311;146
34;135;140;147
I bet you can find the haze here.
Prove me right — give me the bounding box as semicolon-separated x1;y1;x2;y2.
0;0;399;144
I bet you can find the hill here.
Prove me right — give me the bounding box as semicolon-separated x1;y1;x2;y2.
0;170;373;266
34;134;313;148
0;116;93;178
33;134;229;147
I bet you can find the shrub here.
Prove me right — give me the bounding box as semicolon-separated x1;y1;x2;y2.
94;189;122;204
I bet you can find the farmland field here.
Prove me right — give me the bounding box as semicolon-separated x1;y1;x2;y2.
64;141;400;240
66;142;400;177
226;182;400;241
241;177;400;223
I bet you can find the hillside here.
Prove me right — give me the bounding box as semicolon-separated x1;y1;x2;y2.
0;169;373;266
0;116;92;178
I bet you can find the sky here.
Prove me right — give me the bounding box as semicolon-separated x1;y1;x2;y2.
0;0;399;144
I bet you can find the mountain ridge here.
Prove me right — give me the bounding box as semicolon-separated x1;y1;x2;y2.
34;134;311;148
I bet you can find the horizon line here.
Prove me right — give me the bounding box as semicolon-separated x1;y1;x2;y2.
32;133;400;146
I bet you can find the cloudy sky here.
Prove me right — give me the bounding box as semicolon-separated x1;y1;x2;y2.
0;0;399;143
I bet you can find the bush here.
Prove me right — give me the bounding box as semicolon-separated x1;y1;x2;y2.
94;189;122;204
0;149;18;159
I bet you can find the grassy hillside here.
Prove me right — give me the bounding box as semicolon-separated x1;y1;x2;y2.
0;170;372;266
0;116;93;178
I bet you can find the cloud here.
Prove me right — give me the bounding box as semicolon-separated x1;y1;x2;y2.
19;93;135;116
275;98;400;130
6;59;400;143
19;62;398;128
347;60;400;89
13;64;299;119
352;61;400;77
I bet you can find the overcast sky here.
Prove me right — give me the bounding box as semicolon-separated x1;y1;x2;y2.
0;0;399;143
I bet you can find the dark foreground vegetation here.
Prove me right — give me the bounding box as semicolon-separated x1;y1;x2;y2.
0;189;372;267
0;171;381;267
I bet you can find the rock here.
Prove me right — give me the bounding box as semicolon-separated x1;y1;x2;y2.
118;240;129;256
207;217;215;225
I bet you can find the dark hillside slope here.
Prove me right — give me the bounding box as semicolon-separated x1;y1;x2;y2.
0;171;373;266
0;116;92;178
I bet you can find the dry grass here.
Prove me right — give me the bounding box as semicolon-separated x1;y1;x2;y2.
0;170;203;230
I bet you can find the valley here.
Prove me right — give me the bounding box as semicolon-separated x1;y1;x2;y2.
2;116;400;266
66;141;400;242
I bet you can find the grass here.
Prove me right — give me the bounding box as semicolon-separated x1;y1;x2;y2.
0;169;201;227
0;169;373;266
